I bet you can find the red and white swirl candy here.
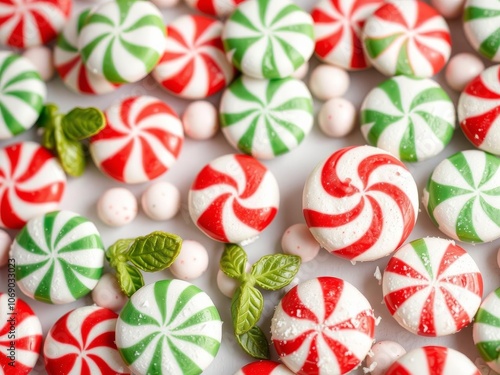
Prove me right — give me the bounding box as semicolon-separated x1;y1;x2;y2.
302;145;419;262
234;361;293;375
184;0;245;18
188;154;279;243
90;96;184;184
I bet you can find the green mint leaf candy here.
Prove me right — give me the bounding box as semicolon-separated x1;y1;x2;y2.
36;103;59;129
106;238;134;267
42;120;56;150
220;243;248;279
116;263;144;297
236;326;270;359
231;284;263;335
62;107;106;140
251;254;301;291
127;231;182;272
54;120;86;177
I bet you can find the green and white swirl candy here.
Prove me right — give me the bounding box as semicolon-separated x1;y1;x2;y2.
11;210;105;304
116;279;222;375
423;150;500;243
220;76;313;159
361;75;455;162
222;0;315;79
0;51;46;139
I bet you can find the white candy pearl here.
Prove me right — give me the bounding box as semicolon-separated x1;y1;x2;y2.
91;273;128;311
318;97;356;138
170;240;209;280
97;187;137;227
309;64;350;101
217;264;251;298
150;0;179;8
141;182;181;221
22;46;54;81
0;230;12;268
445;53;485;92
281;223;320;263
292;61;309;80
366;341;406;375
430;0;465;19
182;101;219;140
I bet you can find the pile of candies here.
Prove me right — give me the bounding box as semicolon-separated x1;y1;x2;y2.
2;0;500;374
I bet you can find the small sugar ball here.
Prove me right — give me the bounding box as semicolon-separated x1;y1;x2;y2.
182;101;219;140
292;61;309;80
22;46;54;81
0;230;11;268
318;97;356;138
217;263;251;298
91;273;128;311
309;64;350;101
170;240;209;280
281;223;320;263
366;341;406;375
97;187;137;227
430;0;465;19
141;182;181;221
445;53;485;92
151;0;179;7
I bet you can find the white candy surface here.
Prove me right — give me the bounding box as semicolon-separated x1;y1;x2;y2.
291;61;309;80
318;97;356;138
366;341;406;375
141;181;181;221
91;273;128;311
170;240;209;280
22;46;54;81
97;188;137;227
281;223;320;262
150;0;179;8
0;229;11;267
183;101;219;140
431;0;465;19
445;53;485;92
309;64;349;101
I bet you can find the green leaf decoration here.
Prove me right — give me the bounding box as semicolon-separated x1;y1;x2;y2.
42;121;56;150
127;231;182;272
220;243;248;279
236;326;270;360
251;254;301;291
54;120;86;177
106;238;134;267
36;103;59;129
231;284;264;335
62;107;106;140
116;262;144;297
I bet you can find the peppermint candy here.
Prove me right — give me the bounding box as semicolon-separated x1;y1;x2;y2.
0;52;46;139
302;145;419;262
362;0;451;77
188;154;279;243
234;361;294;375
11;210;105;304
222;0;315;79
54;9;120;95
0;294;42;375
473;287;500;374
79;0;166;84
0;0;71;48
90;96;184;184
464;0;500;61
116;279;222;375
361;75;455;162
152;14;234;99
271;277;375;375
44;306;129;375
458;65;500;155
0;142;66;230
184;0;245;18
312;0;384;70
220;76;314;159
383;237;483;336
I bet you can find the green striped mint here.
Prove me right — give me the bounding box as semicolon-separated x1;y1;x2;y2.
464;0;500;61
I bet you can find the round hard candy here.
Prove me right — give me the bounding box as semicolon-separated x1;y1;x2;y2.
0;229;11;267
292;61;309;80
383;237;483;336
302;145;419;262
141;181;181;221
116;279;222;375
309;64;349;101
78;0;166;84
0;142;66;230
0;52;46;139
271;276;375;375
22;46;54;81
44;306;129;374
182;101;219;140
386;346;480;375
445;53;484;92
363;0;451;77
458;65;500;155
0;294;42;375
431;0;465;19
153;14;234;99
281;223;320;263
312;0;384;70
91;273;128;311
234;360;294;375
188;154;279;243
220;76;314;159
423;150;500;243
361;75;455;162
365;341;406;375
90;96;184;184
222;0;315;79
0;0;71;48
464;0;500;62
97;187;137;227
54;9;120;95
11;210;105;304
473;287;500;373
184;0;245;17
169;240;209;280
318;97;356;138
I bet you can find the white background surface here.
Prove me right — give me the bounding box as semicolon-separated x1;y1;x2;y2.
1;0;500;374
